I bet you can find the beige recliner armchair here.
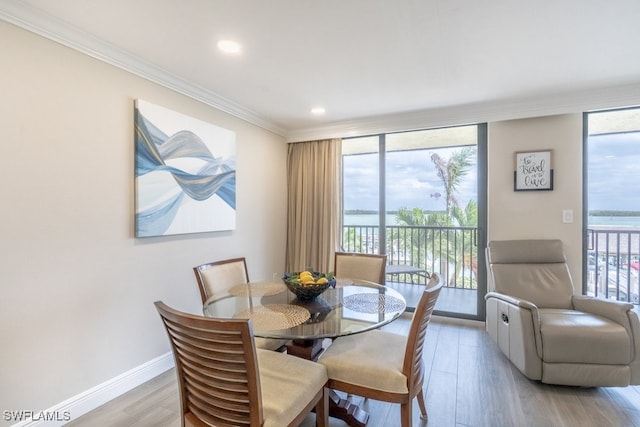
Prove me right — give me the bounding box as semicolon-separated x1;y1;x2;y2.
485;239;640;386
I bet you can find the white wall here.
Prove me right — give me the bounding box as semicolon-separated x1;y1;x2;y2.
0;21;287;421
487;114;584;287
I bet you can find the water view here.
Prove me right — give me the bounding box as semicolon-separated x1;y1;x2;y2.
344;213;640;228
589;216;640;227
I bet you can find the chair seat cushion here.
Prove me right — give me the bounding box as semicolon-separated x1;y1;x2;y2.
539;309;632;364
255;337;288;351
318;330;410;394
257;349;327;427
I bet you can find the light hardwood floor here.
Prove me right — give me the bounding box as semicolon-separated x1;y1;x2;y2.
67;315;640;427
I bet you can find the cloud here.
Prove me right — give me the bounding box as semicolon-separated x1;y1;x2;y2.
588;132;640;211
343;131;639;217
344;147;477;211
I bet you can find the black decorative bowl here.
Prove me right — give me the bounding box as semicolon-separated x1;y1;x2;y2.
282;271;336;300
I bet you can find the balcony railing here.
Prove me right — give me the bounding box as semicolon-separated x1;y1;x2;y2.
587;227;640;304
342;224;478;289
343;225;640;305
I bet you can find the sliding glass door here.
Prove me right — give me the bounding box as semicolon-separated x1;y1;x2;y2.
342;124;487;320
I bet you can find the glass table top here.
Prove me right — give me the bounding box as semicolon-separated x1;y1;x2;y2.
202;278;407;340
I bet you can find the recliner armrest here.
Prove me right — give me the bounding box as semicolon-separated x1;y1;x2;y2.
573;295;640;373
486;291;538;311
486;292;542;349
572;295;634;329
485;291;544;377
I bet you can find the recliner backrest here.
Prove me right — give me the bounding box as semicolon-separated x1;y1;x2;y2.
487;239;574;309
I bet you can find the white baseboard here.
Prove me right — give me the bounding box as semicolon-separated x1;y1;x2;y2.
11;352;174;427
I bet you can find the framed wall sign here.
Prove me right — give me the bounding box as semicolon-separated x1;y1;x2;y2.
514;150;553;191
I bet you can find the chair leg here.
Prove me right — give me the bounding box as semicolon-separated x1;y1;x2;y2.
400;402;412;427
417;389;428;420
316;387;329;427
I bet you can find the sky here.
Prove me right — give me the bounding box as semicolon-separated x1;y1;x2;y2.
588;132;640;211
343;146;477;212
343;132;640;213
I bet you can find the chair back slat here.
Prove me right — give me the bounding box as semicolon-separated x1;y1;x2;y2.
334;252;387;284
154;301;262;427
403;273;443;393
193;258;249;303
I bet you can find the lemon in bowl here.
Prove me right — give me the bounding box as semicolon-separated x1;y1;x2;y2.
282;271;336;300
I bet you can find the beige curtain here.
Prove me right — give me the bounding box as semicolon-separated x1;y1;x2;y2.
285;138;342;273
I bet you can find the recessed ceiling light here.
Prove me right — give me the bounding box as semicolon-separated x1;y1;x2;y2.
217;40;242;55
311;107;326;115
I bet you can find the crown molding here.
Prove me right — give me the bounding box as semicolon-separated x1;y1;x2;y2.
2;1;640;143
0;0;288;137
286;83;640;142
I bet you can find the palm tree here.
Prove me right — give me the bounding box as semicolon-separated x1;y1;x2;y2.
395;147;477;285
429;147;476;284
430;147;475;217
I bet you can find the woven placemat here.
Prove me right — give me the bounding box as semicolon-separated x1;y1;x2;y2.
234;304;310;331
342;293;406;314
228;282;286;297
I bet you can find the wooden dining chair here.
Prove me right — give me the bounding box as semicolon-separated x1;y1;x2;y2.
318;273;443;427
193;257;249;303
193;257;288;351
154;301;329;427
333;251;387;284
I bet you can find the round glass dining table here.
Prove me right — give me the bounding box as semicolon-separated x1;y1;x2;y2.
203;278;406;427
202;278;407;342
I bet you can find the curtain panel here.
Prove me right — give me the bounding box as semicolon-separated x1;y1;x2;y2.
285;138;342;273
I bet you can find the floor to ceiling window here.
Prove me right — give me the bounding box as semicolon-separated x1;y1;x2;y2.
584;107;640;304
342;124;487;320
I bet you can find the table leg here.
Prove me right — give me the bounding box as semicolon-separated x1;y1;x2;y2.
286;339;370;426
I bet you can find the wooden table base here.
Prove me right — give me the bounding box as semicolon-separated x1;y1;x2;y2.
286;338;370;426
328;390;369;427
286;339;324;361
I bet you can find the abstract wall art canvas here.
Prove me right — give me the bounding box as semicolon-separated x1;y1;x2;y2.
135;99;236;237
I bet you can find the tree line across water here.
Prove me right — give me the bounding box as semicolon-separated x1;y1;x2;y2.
589;210;640;217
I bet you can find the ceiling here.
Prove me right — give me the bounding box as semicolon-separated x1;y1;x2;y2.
2;0;640;141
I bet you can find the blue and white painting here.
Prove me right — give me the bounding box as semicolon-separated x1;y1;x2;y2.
135;99;236;237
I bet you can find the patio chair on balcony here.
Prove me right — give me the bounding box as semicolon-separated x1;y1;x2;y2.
485;239;640;386
385;264;430;284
